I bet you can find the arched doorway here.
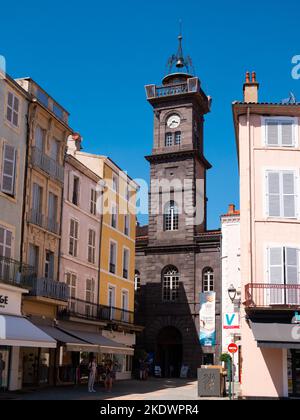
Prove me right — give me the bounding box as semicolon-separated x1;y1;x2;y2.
156;326;182;378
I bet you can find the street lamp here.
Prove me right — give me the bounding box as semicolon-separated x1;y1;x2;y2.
228;284;237;303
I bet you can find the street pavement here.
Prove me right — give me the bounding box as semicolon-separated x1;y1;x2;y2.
0;378;237;400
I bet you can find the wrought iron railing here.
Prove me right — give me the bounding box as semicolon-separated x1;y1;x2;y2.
58;297;134;324
28;209;59;235
0;256;36;288
31;146;64;183
156;83;189;97
245;283;300;308
29;277;69;301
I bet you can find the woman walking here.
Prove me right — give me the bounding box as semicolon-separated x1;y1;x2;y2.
88;356;97;393
104;360;113;392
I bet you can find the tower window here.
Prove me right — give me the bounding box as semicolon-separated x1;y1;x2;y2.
203;268;214;292
165;132;173;147
164;201;179;231
175;131;181;145
162;266;179;302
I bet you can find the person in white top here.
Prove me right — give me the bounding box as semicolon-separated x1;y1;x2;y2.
88;357;97;393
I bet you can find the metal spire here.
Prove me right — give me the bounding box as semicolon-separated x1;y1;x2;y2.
166;22;195;75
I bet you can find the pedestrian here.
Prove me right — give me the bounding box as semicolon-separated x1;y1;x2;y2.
104;360;114;392
0;353;5;389
139;358;146;380
88;356;97;393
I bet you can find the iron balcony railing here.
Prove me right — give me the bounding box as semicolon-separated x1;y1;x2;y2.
245;283;300;308
31;146;64;183
59;297;134;324
29;277;69;302
28;209;59;235
145;77;200;100
0;256;36;288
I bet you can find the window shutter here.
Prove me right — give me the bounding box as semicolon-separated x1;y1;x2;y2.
268;247;284;284
267;172;280;217
1;144;16;195
266;122;279;146
281;122;294;146
285;248;299;285
282;172;296;218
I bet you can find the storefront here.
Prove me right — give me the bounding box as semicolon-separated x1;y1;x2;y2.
0;283;56;391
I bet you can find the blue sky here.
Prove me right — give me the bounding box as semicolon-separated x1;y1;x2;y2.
1;0;300;228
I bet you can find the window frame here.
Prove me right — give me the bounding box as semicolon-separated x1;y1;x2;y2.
69;218;79;257
202;268;214;292
87;228;96;264
90;188;97;215
1;143;17;196
122;247;130;279
162;266;180;302
262;116;298;148
6;90;20;128
164;201;179;231
109;240;117;274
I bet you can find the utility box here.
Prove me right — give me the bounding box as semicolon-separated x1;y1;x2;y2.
197;367;222;397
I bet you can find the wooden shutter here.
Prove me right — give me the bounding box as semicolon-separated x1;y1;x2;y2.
285;248;298;284
1;144;16;195
282;172;296;218
266;121;279;146
267;172;281;217
281;122;294;146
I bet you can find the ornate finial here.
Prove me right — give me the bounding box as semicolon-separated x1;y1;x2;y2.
166;22;195;75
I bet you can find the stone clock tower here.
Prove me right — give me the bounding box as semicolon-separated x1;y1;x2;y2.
135;34;221;377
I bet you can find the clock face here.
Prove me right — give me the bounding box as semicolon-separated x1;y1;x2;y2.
167;115;181;129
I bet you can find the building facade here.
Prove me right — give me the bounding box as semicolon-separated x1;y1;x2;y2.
233;72;300;398
221;204;241;382
135;37;221;378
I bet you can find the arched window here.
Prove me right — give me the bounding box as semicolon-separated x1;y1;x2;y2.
165;132;173;147
203;268;214;292
164;201;179;231
162;266;179;301
134;270;141;292
175;131;181;145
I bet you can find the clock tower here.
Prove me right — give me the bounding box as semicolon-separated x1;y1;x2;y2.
135;34;221;377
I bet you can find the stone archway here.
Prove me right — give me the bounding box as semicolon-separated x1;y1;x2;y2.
156;326;183;378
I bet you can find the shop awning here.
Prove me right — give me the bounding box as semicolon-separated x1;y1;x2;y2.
37;325;97;353
250;321;300;349
0;315;56;348
58;327;134;355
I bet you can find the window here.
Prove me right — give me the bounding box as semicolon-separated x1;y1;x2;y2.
162;266;179;302
6;91;19;127
265;118;296;147
112;174;118;192
72;176;80;206
124;214;130;236
31;183;43;226
165;132;173;147
111;204;117;228
90;189;97;215
45;250;54;279
29;244;39;274
85;278;95;317
69;219;79;257
88;229;96;264
0;227;12;258
65;272;77;310
50;139;59;161
36;89;48;107
175;131;181;145
121;290;129;322
266;171;297;218
164;201;179;231
35;126;45;151
126;185;130;201
108;286;116;320
109;242;117;274
123;248;129;279
134;270;141;292
268;247;300;304
1;144;17;196
203;268;214;292
48;193;58;233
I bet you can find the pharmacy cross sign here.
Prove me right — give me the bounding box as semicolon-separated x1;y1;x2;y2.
228;343;238;354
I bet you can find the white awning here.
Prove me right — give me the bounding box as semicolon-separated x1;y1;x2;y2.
0;315;56;348
38;325;97;352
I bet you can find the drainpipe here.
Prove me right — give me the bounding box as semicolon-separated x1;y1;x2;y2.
247;106;253;285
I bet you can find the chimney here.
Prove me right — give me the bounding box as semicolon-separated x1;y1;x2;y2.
228;204;236;215
67;133;82;156
243;71;259;103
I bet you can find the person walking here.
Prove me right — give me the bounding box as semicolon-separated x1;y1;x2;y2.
104;360;113;392
88;356;97;393
0;353;5;389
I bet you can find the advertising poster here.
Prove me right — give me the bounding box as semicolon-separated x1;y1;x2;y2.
199;292;216;347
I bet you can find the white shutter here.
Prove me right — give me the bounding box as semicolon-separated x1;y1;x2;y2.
267;172;281;217
285;248;299;304
1;144;16;195
266;122;279;146
268;247;284;304
281;122;294;146
282;172;296;218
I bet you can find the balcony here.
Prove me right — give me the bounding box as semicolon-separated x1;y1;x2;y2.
31;146;64;183
0;256;36;289
245;283;300;309
28;209;59;235
58;298;134;324
145;77;200;100
29;277;69;302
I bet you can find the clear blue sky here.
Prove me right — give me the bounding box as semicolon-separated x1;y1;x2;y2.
2;0;300;228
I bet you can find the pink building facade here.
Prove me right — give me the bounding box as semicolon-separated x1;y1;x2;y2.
233;73;300;398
